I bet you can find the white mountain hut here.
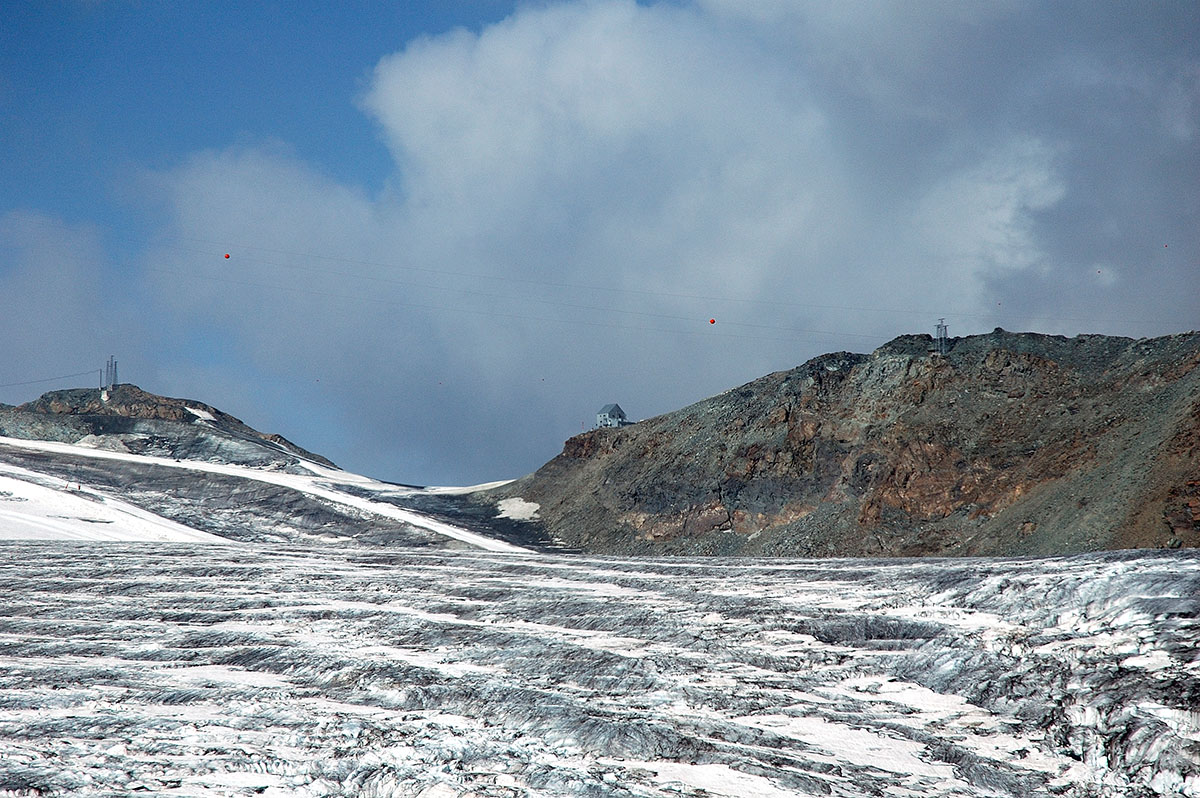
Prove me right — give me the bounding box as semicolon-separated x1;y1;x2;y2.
595;403;631;428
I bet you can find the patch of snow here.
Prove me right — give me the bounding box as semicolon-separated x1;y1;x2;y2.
352;645;505;678
185;406;216;422
1121;651;1174;670
512;576;654;599
497;497;540;520
732;713;962;781
422;479;514;495
162;665;292;689
73;433;135;453
825;675;973;715
184;771;288;791
603;760;804;798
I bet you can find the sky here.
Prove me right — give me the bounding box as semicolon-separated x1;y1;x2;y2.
2;0;1197;486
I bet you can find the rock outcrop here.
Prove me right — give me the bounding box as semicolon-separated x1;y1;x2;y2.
0;384;335;470
487;329;1200;557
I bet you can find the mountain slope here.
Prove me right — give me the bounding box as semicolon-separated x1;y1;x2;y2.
0;459;227;543
0;384;538;551
487;329;1200;557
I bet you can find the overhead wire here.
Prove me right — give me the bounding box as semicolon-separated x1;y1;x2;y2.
0;369;99;390
0;215;894;345
147;250;886;341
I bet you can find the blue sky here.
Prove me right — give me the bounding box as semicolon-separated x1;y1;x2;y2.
2;1;1197;485
2;2;515;223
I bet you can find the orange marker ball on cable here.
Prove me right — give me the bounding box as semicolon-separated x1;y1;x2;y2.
224;253;230;258
709;319;715;324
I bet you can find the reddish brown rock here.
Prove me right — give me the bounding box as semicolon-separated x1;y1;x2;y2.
487;329;1200;558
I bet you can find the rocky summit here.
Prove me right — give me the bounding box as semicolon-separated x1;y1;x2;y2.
487;329;1200;557
0;383;334;469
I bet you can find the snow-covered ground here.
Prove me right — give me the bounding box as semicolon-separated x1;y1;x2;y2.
0;436;527;553
0;542;1195;797
0;461;226;543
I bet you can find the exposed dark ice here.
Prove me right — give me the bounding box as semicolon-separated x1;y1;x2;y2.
0;544;1196;797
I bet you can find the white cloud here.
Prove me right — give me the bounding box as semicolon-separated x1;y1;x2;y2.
910;138;1064;287
124;0;1190;483
362;0;841;304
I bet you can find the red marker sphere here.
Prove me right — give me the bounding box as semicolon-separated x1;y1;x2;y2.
224;253;230;259
709;319;715;324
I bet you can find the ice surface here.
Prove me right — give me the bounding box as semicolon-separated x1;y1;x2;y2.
0;544;1194;797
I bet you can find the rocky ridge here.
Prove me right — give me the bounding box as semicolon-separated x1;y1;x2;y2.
487;329;1200;557
0;384;334;470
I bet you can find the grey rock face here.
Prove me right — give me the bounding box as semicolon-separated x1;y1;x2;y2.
487;329;1200;558
3;384;335;469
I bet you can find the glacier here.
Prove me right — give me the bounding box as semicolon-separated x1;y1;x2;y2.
0;542;1196;797
0;434;1195;796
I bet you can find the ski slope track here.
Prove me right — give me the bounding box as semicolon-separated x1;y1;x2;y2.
0;436;526;553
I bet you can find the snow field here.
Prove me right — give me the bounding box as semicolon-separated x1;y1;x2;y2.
0;435;527;552
0;462;228;543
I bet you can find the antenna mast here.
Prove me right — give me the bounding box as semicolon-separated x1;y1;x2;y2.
103;356;118;389
935;319;948;356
